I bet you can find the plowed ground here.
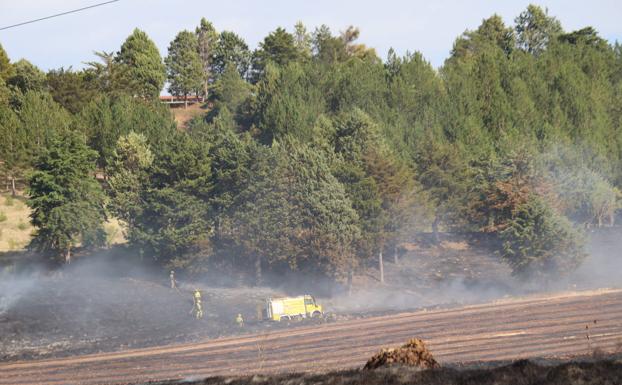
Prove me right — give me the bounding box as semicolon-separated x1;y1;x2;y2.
2;289;621;385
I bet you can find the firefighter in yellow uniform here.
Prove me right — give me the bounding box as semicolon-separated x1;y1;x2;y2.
192;289;203;319
235;313;244;327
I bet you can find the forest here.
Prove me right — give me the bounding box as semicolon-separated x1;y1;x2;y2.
0;5;621;285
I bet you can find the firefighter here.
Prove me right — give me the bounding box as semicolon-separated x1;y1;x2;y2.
192;288;203;319
170;270;177;289
235;313;244;327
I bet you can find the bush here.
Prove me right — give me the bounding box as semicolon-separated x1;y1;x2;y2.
17;220;28;231
0;211;6;222
498;195;586;279
4;195;13;206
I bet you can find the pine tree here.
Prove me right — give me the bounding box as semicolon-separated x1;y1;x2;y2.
116;29;166;99
27;131;107;263
165;30;204;107
195;18;218;99
212;31;251;78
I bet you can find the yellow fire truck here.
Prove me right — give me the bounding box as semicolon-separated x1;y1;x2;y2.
263;295;323;321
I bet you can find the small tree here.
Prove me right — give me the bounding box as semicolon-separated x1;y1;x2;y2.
165;31;204;107
499;195;586;279
27;131;106;263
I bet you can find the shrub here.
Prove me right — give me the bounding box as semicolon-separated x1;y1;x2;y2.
4;196;14;206
0;211;6;222
17;220;28;231
499;195;586;279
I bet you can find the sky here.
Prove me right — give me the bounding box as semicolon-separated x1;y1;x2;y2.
0;0;621;72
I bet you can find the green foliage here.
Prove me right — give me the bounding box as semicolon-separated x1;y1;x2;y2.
0;105;29;185
46;67;98;113
107;131;154;233
7;59;46;94
4;196;14;206
515;4;563;55
165;30;204;100
114;131;213;265
17;220;27;231
208;63;252;122
223;138;360;281
212;31;251;78
17;91;71;162
5;9;622;282
499;195;586;278
85;51;133;96
254;62;324;143
195;18;218;97
0;211;6;222
78;94;176;170
252;27;300;80
27;131;106;262
0;43;13;80
116;29;166;99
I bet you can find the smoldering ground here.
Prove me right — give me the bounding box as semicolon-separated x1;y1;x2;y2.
0;250;290;361
1;226;620;361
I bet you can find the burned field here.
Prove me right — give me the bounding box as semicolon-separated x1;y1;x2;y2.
1;232;621;385
2;289;622;385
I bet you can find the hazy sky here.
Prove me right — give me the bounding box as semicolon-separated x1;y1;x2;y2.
1;0;620;71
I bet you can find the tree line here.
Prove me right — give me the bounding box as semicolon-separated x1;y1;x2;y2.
1;5;621;284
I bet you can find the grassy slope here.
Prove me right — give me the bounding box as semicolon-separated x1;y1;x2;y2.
0;194;33;251
0;193;125;252
170;103;207;130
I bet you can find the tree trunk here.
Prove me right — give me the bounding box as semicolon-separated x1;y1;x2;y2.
432;215;441;244
255;254;262;286
379;251;384;284
65;248;71;264
184;93;188;109
10;176;16;197
393;245;399;265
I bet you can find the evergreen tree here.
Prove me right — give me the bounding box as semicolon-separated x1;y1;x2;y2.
0;43;13;80
46;67;99;114
252;27;299;79
18;91;71;155
7;59;45;93
195;18;218;98
212;31;251;78
499;195;585;279
515;4;563;55
27;131;106;263
165;30;204;107
0;106;28;195
116;29;166;99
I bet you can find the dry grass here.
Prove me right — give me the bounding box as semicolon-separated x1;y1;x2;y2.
440;241;469;251
0;194;33;251
0;193;126;251
170;103;206;130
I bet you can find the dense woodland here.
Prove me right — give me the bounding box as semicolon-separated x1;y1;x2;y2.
1;5;621;284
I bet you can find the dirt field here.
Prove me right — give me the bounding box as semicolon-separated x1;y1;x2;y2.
2;288;621;385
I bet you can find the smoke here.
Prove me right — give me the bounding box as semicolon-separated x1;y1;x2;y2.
0;272;39;316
